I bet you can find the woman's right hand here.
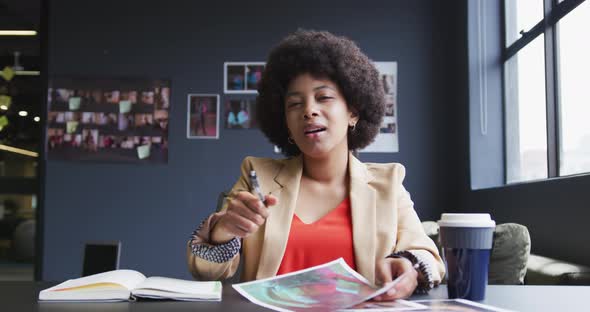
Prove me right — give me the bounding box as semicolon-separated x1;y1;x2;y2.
210;191;278;244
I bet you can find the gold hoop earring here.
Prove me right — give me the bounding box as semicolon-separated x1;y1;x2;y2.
349;123;356;132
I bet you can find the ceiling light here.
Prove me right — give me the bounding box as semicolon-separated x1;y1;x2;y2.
18;110;28;116
0;30;37;36
0;105;7;110
0;144;38;157
15;70;40;76
34;116;40;122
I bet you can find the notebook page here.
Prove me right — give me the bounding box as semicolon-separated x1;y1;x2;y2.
44;270;146;292
134;276;221;295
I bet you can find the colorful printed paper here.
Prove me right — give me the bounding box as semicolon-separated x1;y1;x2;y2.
412;299;514;312
341;299;426;311
233;258;402;312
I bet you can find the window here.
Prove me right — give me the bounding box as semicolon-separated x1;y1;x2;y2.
557;2;590;175
505;0;544;47
503;0;588;183
505;35;548;182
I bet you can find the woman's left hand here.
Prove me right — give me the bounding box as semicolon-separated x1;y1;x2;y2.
373;257;418;301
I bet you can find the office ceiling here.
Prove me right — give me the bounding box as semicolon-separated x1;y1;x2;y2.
0;0;41;149
0;0;40;56
0;0;40;29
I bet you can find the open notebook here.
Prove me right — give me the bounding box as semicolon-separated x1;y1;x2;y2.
38;269;222;302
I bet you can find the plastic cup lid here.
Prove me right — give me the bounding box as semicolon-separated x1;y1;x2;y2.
437;213;496;228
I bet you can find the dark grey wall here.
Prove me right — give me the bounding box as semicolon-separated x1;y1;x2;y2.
43;0;461;280
461;176;590;267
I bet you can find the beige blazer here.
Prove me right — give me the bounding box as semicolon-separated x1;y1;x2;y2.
187;153;445;285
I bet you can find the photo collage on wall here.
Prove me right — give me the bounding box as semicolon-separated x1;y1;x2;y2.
222;62;263;129
360;62;399;153
186;62;264;140
47;78;170;163
223;63;263;131
224;62;265;94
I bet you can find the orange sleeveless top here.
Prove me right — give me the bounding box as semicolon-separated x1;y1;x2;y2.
276;197;357;275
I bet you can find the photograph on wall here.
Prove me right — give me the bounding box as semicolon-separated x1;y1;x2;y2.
360;61;399;153
224;62;265;94
47;78;170;163
187;94;219;139
224;98;258;129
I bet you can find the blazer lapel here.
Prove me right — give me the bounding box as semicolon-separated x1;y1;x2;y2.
349;153;377;284
256;156;303;279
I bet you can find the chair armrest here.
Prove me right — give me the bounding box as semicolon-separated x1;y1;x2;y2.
559;272;590;285
526;254;590;285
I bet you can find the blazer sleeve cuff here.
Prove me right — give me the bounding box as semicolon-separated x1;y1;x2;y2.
387;250;438;293
189;214;241;263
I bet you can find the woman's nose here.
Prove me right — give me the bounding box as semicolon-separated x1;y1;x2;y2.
303;101;319;119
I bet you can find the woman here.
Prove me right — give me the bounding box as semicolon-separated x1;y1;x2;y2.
187;30;444;300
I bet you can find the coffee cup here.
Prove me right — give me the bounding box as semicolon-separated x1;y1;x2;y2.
438;213;495;301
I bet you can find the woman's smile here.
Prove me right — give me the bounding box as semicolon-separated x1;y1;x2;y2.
303;123;327;138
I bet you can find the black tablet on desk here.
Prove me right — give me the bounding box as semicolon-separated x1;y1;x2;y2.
82;241;121;277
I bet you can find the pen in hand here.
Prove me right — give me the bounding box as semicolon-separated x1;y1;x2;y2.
249;170;266;205
211;170;277;243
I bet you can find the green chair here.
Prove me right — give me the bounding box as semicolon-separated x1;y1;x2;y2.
422;221;531;285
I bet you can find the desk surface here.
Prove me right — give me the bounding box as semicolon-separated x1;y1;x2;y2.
2;282;588;312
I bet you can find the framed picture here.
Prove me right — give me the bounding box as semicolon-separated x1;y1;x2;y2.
360;62;399;153
187;94;219;139
224;62;265;94
224;98;257;129
47;78;170;163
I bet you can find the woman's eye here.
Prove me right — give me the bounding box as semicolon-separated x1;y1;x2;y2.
318;96;333;101
287;102;301;107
